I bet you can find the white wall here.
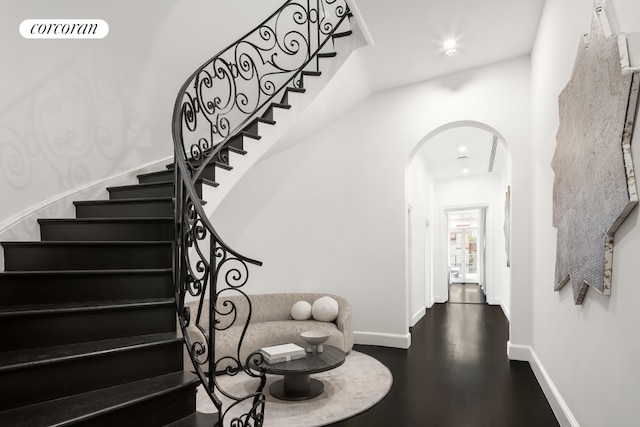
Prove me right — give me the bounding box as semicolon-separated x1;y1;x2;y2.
406;155;436;325
212;56;531;348
530;0;640;426
0;0;282;242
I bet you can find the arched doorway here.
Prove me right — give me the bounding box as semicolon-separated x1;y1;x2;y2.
405;121;513;326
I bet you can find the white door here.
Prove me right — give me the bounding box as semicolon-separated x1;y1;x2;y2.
448;210;480;284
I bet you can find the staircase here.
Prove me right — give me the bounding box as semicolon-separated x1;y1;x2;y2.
0;177;203;426
0;1;355;425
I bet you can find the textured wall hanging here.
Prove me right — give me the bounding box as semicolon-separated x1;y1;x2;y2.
552;3;640;304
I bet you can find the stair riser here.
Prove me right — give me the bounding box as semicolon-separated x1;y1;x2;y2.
261;106;276;122
138;170;175;184
173;163;219;183
299;70;322;88
2;243;172;271
0;341;183;411
107;182;202;200
39;221;173;242
0;305;176;351
76;384;197;427
75;200;175;218
280;87;305;105
242;120;260;136
261;103;290;122
227;134;245;151
0;271;173;307
165;160;227;184
108;184;177;200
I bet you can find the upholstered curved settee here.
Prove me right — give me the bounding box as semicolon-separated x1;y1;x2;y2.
183;292;353;372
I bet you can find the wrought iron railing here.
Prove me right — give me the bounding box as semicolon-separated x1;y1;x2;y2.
171;1;350;425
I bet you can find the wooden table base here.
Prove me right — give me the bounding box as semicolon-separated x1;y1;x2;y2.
269;374;324;401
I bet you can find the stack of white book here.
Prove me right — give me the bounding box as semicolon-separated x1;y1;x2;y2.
260;343;306;364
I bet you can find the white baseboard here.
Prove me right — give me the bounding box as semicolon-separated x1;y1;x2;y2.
506;341;530;361
499;299;511;321
354;331;411;349
506;342;579;427
410;307;426;327
487;297;511;321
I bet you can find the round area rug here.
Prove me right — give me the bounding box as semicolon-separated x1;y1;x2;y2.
195;351;392;426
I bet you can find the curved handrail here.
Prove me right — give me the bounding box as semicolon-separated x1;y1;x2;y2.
171;1;350;425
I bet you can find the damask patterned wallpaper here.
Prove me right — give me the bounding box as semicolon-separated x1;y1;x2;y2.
0;0;283;251
0;50;157;218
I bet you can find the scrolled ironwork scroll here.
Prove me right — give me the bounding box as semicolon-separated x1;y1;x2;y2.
173;0;349;182
172;1;350;425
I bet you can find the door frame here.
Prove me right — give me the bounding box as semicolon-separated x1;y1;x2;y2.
444;205;489;296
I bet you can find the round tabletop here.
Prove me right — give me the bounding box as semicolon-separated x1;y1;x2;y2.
260;345;346;375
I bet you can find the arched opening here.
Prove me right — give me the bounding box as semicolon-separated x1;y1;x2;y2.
405;120;513;329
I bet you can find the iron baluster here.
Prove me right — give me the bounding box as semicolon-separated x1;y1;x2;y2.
172;1;350;425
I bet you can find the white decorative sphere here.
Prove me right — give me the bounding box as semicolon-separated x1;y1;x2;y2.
311;296;339;322
291;300;312;320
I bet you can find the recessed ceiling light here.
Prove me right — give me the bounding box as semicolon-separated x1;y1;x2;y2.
462;168;470;174
444;39;457;57
458;146;467;153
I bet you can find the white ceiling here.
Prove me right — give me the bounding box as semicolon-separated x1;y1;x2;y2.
418;126;505;181
350;0;544;180
351;0;545;92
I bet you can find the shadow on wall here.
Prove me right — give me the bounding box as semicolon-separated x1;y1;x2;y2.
0;48;157;223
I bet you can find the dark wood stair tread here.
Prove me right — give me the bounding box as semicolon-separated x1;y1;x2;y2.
2;241;173;272
227;145;248;155
38;217;173;224
333;30;353;38
166;159;233;171
75;197;205;207
75;197;174;205
107;178;216;191
167;131;261;171
73;198;177;218
138;163;231;185
2;240;172;247
0;332;183;372
0;298;175;317
0;371;200;427
253;117;276;126
166;412;218;427
0;268;172;277
234;130;261;140
107;181;174;191
0;268;174;310
270;102;291;109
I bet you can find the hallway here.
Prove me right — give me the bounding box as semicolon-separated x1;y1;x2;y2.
449;283;487;304
329;301;559;426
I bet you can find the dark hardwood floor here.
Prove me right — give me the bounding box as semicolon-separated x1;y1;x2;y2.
449;283;487;304
328;296;559;427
